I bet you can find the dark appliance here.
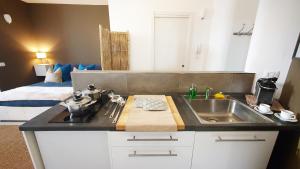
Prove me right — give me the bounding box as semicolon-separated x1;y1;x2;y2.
255;77;277;105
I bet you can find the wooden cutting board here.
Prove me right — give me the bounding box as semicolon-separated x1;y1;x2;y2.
116;95;185;131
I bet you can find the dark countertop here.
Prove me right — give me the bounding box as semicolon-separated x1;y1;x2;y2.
19;94;300;132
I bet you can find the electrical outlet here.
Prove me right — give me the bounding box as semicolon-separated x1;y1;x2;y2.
0;62;6;67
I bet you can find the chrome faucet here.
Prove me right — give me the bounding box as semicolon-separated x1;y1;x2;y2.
205;87;213;100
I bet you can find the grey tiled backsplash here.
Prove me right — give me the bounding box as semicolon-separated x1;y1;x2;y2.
72;71;255;94
127;73;180;94
178;73;234;93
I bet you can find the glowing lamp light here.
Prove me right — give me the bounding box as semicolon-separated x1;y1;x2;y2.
36;52;47;59
35;52;48;64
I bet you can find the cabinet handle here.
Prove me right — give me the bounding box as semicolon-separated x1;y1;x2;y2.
127;136;178;142
128;150;177;157
215;136;266;142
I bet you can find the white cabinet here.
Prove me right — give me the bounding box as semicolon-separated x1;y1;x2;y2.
32;131;278;169
35;131;111;169
191;131;278;169
34;64;51;76
108;132;195;169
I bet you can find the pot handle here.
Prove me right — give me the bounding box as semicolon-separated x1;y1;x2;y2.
83;100;97;108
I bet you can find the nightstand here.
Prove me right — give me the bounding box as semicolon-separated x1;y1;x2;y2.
34;64;52;76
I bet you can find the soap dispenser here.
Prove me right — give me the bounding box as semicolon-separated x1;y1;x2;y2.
188;83;197;99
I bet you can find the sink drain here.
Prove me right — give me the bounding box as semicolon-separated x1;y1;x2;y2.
207;118;218;123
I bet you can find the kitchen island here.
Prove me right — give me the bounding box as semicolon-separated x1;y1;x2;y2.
19;94;300;169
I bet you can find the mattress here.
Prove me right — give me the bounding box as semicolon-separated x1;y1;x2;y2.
0;81;73;122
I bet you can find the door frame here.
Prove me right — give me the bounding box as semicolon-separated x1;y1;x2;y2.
152;12;193;71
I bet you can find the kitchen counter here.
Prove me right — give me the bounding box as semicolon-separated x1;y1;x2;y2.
19;94;300;131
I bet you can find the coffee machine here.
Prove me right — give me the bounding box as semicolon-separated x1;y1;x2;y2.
255;77;277;105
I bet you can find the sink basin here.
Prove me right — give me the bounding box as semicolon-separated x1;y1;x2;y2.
183;96;274;124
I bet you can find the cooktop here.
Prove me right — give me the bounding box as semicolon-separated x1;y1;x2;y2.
49;103;103;123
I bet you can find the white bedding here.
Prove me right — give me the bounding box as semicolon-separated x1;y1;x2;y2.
0;86;73;101
0;106;50;121
0;86;73;121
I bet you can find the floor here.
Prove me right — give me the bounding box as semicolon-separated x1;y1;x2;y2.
0;125;33;169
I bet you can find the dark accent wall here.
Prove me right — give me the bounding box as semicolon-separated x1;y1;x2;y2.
280;59;300;113
0;2;110;91
0;0;38;91
28;4;110;65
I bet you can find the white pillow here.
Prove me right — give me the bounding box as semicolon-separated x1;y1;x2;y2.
44;67;62;83
73;67;79;72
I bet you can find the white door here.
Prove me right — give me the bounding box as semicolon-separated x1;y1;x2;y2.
154;15;190;71
191;131;278;169
35;131;111;169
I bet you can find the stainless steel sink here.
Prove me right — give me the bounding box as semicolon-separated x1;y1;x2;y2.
183;95;274;124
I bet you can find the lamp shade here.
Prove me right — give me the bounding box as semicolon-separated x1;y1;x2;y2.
36;52;47;59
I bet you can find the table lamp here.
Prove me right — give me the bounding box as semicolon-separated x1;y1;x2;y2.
36;52;47;64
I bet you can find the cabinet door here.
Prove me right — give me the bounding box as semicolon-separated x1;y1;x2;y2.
111;147;193;169
191;131;278;169
35;131;110;169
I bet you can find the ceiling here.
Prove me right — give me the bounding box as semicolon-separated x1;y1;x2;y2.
21;0;108;5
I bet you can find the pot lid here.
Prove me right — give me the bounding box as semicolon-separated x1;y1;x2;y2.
66;91;92;106
84;84;101;94
88;84;96;90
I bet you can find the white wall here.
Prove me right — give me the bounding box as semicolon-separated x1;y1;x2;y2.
245;0;300;97
108;0;258;71
203;0;236;71
225;0;259;71
108;0;212;71
194;0;258;71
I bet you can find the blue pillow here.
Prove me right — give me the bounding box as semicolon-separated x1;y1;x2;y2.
78;64;97;70
95;64;102;70
53;64;72;81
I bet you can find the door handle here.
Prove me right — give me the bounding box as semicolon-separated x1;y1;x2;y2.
215;136;266;142
127;136;178;142
128;150;177;157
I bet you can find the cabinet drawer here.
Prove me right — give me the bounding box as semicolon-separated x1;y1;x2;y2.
108;131;195;147
111;147;193;169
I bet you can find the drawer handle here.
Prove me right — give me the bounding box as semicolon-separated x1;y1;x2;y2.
215;136;266;142
128;150;178;157
127;136;178;142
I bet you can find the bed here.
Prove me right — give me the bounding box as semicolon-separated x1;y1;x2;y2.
0;81;73;122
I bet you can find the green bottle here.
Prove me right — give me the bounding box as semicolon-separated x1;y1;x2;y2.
188;83;197;99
